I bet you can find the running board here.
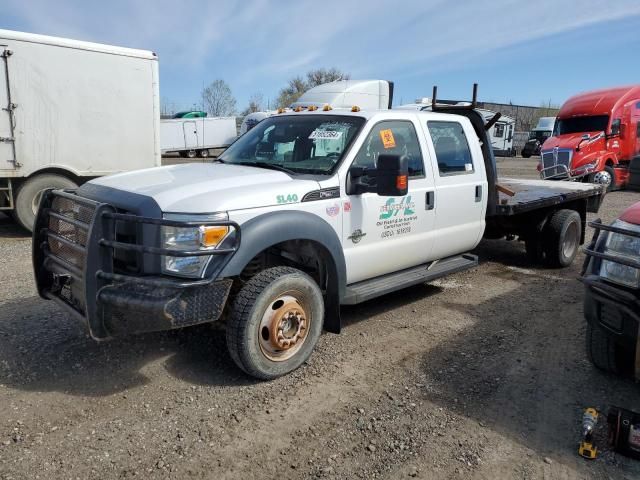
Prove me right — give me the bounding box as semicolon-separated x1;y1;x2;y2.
342;253;478;305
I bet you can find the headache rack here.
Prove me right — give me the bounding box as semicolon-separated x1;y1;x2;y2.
33;189;240;338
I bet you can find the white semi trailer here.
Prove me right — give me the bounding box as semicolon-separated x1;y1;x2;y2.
0;29;160;230
160;116;237;158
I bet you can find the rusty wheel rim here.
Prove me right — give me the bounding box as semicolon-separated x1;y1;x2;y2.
258;292;310;362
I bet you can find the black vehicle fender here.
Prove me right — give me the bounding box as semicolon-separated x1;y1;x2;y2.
220;210;346;333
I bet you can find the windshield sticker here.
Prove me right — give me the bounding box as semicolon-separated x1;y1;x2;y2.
343;201;352;213
379;129;396;149
465;163;473;171
277;193;298;204
309;130;343;140
326;204;340;217
377;196;417;239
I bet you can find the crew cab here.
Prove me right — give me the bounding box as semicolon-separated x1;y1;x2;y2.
582;203;640;379
33;87;606;379
539;85;640;190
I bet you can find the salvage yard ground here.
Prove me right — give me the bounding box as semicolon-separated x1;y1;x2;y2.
0;157;639;479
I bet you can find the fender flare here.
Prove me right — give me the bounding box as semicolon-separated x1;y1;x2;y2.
220;211;346;333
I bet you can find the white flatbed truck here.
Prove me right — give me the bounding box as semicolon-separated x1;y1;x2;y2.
33;84;605;379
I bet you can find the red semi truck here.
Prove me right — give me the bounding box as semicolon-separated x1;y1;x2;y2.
539;85;640;190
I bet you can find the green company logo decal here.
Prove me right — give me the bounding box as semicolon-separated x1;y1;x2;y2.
379;196;415;220
277;193;298;204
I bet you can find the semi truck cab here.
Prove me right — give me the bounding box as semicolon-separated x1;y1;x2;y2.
539;85;640;190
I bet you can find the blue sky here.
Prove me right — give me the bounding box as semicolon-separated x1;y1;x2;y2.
3;0;640;112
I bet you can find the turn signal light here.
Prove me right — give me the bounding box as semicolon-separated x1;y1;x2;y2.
351;105;361;112
277;108;285;114
396;175;408;190
200;226;229;247
308;105;318;111
322;104;332;111
294;106;303;112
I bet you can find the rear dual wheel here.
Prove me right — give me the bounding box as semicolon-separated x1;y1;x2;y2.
226;266;324;380
14;174;78;232
524;209;581;268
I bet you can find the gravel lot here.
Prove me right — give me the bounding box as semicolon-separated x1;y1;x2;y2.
1;157;639;479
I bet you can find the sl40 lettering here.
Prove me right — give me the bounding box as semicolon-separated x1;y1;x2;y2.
277;194;299;204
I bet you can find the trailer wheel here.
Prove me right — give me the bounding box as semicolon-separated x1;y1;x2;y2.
521;151;531;158
186;150;197;159
199;149;209;158
14;174;78;232
226;266;324;380
543;209;581;268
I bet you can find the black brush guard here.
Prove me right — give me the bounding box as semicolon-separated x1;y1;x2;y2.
33;189;241;339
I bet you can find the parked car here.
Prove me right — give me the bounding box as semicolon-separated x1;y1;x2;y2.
539;85;640;191
521;117;555;158
582;202;640;379
33;83;605;380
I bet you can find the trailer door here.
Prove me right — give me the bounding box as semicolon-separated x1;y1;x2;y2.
0;48;16;170
183;121;198;149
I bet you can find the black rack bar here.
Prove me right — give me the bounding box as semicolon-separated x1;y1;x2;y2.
45;231;86;254
588;221;640;239
583;249;640;270
45;210;91;230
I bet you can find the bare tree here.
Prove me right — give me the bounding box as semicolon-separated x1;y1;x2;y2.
202;79;237;117
241;92;265;116
276;68;350;108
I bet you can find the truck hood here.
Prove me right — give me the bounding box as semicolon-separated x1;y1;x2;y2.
542;132;605;151
86;163;321;213
620;202;640;226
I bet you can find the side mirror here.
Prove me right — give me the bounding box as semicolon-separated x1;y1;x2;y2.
376;154;408;197
610;119;621;137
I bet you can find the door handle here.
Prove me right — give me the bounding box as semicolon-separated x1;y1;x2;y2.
426;191;435;210
475;185;482;202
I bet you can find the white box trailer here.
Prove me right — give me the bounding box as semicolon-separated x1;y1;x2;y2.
160;116;237;158
0;29;160;230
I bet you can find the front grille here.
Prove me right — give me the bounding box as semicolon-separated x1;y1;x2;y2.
541;149;572;178
47;196;96;269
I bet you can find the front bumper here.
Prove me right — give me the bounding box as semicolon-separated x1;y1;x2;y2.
33;189;240;339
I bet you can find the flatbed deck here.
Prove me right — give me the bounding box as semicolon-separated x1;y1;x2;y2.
493;178;605;216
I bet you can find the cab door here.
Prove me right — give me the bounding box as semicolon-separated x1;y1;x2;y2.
422;119;487;259
342;118;436;284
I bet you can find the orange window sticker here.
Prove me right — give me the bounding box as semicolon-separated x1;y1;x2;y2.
379;129;396;149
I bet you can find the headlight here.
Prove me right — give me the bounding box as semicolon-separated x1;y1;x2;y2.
161;212;230;278
600;220;640;288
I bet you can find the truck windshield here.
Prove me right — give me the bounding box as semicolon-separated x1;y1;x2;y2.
553;115;609;136
219;115;365;175
529;130;552;142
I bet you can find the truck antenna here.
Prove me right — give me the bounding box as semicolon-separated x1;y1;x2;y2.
431;86;437;110
472;83;478;108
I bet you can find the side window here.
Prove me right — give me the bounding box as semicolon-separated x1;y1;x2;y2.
427;121;474;175
352;120;425;177
494;123;505;138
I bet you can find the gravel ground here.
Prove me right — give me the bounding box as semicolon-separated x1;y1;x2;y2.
1;157;639;479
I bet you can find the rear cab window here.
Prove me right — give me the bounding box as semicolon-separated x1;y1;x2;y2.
427;121;475;175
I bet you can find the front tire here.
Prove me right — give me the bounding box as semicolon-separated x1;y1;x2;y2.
521;151;531;158
14;174;78;232
199;149;209;158
543;209;581;268
226;266;324;380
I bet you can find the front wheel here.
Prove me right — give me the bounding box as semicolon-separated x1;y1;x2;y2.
199;149;209;158
226;266;324;380
521;151;531;158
